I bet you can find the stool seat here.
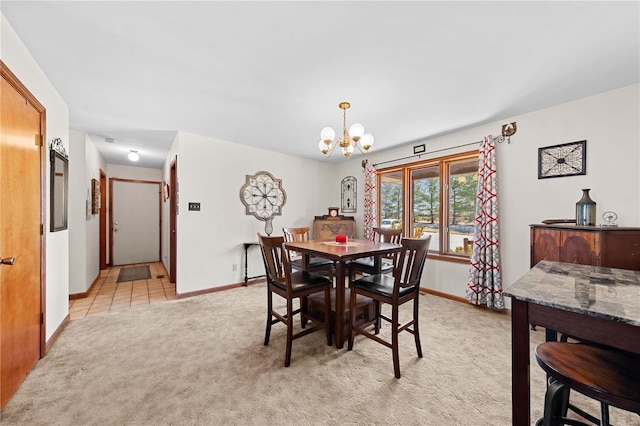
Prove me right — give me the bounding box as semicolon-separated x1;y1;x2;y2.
535;342;640;422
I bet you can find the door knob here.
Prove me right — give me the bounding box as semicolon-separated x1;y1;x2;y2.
1;257;16;265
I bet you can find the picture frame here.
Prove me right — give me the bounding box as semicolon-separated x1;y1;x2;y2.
163;181;170;202
341;176;357;213
91;178;100;214
538;140;586;179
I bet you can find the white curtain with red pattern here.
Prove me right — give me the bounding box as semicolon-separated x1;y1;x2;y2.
466;135;504;310
363;161;377;241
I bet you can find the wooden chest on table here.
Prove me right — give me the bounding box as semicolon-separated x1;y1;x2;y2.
305;289;376;338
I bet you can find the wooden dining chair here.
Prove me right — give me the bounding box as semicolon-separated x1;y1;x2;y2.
534;342;640;426
257;234;332;367
348;236;431;378
282;227;335;279
348;227;402;284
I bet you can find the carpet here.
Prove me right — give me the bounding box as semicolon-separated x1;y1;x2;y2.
116;265;151;283
2;284;637;425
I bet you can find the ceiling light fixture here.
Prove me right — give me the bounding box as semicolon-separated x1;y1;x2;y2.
128;150;139;162
319;102;374;158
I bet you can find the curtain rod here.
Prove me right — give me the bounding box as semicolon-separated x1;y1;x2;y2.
371;135;506;168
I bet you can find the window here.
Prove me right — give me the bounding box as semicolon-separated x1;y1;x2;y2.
377;150;478;262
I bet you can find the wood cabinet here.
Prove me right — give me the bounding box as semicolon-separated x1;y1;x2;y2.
530;224;640;270
313;215;356;240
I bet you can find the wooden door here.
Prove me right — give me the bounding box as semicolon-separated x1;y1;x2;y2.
169;157;177;283
0;63;44;409
99;169;107;269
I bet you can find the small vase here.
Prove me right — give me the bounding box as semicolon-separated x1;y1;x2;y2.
576;189;596;226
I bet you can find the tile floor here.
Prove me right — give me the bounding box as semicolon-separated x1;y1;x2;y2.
69;261;177;320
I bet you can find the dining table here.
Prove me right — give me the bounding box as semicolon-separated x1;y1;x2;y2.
504;260;640;426
284;238;403;348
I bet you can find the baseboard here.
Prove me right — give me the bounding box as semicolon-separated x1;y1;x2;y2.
69;272;101;300
45;313;70;354
158;261;170;280
177;278;266;299
421;287;510;315
420;287;468;304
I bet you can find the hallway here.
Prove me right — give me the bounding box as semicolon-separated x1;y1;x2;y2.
69;262;176;320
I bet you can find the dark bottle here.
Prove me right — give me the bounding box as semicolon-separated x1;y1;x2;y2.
576;189;596;226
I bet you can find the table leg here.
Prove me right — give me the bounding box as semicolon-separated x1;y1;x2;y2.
511;298;531;426
335;261;345;349
243;244;249;287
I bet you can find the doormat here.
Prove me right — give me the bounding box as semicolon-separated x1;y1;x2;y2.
116;266;151;283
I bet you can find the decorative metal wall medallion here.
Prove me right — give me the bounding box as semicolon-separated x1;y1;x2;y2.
240;171;287;235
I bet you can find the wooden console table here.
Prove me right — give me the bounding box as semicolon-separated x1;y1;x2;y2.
242;242;265;286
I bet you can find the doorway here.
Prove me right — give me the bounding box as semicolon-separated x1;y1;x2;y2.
0;62;46;409
109;178;161;266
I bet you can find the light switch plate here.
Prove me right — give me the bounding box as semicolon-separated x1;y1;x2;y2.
188;202;201;211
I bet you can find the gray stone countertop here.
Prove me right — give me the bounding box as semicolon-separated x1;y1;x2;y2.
504;261;640;327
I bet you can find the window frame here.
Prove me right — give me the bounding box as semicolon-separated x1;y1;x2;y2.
377;149;478;264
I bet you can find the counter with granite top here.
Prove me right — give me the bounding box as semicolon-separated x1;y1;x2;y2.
504;260;640;327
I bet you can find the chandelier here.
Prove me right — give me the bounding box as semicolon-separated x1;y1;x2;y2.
318;102;374;158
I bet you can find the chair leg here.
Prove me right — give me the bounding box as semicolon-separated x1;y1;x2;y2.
264;289;273;346
374;300;381;334
284;298;294;367
324;287;332;346
301;296;308;329
392;305;401;379
413;296;422;358
347;288;357;351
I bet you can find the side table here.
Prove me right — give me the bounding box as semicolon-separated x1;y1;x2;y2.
243;242;265;286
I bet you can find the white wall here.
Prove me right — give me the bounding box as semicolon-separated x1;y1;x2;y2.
1;14;70;340
336;83;640;307
170;132;335;294
68;131;107;295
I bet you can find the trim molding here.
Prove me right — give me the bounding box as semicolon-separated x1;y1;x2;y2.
420;288;510;315
420;288;468;304
45;314;70;353
177;278;266;299
69;272;101;300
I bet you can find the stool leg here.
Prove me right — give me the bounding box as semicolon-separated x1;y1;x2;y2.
542;381;570;426
600;402;610;426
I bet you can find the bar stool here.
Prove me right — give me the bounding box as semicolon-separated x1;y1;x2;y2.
534;342;640;426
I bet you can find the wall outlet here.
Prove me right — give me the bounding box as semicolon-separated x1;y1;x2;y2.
232;264;237;272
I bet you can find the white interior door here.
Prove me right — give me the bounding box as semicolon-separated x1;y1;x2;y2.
112;180;160;265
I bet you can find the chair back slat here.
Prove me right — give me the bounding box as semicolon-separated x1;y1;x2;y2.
257;233;287;285
372;227;403;244
393;236;431;290
282;227;311;242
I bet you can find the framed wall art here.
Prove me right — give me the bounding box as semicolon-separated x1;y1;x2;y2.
91;178;100;214
341;176;357;213
538;140;586;179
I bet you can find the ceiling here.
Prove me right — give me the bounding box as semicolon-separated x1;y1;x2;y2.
2;1;638;169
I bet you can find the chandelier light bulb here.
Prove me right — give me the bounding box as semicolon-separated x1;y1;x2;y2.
318;140;329;154
128;150;139;161
360;133;374;150
320;127;335;143
348;123;364;141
